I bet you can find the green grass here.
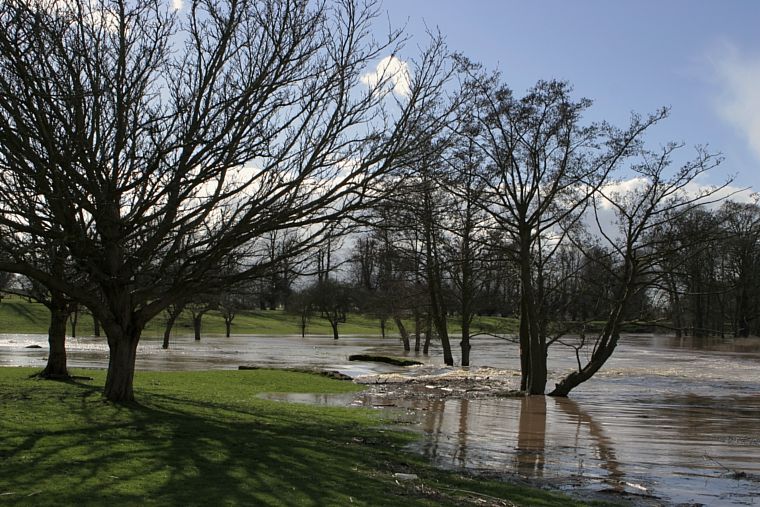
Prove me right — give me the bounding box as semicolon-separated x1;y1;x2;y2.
0;367;597;506
0;297;51;334
0;294;519;338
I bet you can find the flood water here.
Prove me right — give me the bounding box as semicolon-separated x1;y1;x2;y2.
2;332;760;506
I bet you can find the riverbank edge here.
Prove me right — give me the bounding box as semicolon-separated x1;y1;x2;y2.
0;366;609;507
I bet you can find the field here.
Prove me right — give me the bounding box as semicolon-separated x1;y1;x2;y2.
0;295;519;338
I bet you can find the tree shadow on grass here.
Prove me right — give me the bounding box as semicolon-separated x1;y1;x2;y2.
4;301;45;325
1;372;585;507
0;378;418;506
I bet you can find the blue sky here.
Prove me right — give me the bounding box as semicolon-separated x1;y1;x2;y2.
380;0;760;194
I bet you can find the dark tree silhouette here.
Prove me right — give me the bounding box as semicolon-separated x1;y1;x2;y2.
454;58;667;393
549;144;727;396
0;0;451;400
307;279;353;340
5;249;81;378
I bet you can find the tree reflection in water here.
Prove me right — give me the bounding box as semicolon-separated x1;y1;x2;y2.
515;396;546;476
553;397;624;491
418;399;447;464
412;394;624;489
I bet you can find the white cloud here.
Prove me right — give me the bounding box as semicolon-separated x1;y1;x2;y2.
596;177;650;209
587;176;754;242
709;44;760;161
598;176;753;214
360;55;411;97
171;0;183;11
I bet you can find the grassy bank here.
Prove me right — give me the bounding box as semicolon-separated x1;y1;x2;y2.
0;295;519;337
0;367;595;506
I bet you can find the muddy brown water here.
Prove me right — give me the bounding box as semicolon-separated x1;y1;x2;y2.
2;332;759;506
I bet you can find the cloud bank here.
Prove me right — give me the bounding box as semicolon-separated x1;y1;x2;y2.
710;44;760;161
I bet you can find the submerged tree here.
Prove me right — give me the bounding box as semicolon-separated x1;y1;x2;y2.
187;297;217;342
455;58;667;394
440;125;490;366
161;302;186;350
549;144;726;396
0;0;451;401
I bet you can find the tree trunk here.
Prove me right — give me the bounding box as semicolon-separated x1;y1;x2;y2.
430;307;453;365
518;312;530;391
526;302;547;394
425;243;453;365
331;320;339;340
460;318;471;367
69;305;78;338
423;314;432;355
549;262;636;397
527;300;547;395
519;232;546;395
224;317;232;338
162;306;182;350
193;314;203;341
103;326;141;402
413;310;421;352
394;316;411;351
548;326;621;397
93;315;101;337
41;297;69;378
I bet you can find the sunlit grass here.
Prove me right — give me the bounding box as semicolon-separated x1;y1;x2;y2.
0;295;519;338
0;367;595;506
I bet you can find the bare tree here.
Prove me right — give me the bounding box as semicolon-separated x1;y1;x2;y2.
286;289;313;338
655;207;726;338
372;163;455;363
0;0;451;400
2;236;82;378
455;58;666;393
719;201;760;337
549;144;727;396
187;296;218;341
440;127;490;366
161;302;186;349
307;278;352;340
653;201;760;339
218;290;246;338
421;173;455;365
6;274;76;378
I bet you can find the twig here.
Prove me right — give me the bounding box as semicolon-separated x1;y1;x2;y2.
704;454;750;479
704;454;732;473
437;485;517;506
